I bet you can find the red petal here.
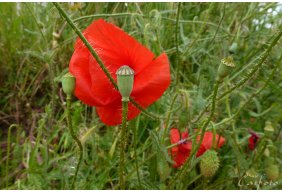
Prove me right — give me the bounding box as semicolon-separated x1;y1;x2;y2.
170;128;180;144
69;47;100;106
76;19;155;73
197;131;225;150
130;53;171;108
196;145;207;157
96;100;140;126
173;149;190;168
88;56;121;106
73;19;158;106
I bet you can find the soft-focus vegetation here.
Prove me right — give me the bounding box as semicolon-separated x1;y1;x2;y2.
0;2;281;189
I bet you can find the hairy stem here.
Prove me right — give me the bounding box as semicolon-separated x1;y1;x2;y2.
175;2;182;85
119;100;128;189
66;95;83;189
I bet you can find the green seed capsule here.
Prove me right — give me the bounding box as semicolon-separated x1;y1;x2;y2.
62;72;76;95
116;65;134;101
216;56;236;82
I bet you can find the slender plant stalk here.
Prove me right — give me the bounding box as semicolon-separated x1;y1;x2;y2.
119;100;129;189
53;2;162;121
162;94;179;143
175;2;182;85
133;118;141;188
6;124;18;188
66;95;83;189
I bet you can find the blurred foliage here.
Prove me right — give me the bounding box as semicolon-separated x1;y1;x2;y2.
0;2;281;189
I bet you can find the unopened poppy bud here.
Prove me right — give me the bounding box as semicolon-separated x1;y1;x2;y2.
62;72;76;95
264;156;275;167
200;150;220;178
265;164;279;181
264;121;274;138
116;65;134;101
216;56;236;82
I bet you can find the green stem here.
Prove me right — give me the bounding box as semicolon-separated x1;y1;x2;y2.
66;95;83;189
53;2;162;121
162;94;179;143
119;100;128;189
175;2;182;85
6;124;18;188
133;120;141;188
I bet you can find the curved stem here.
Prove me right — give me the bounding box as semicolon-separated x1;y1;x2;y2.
66;95;83;189
119;100;128;189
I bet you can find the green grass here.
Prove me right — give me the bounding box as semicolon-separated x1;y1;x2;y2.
0;2;281;189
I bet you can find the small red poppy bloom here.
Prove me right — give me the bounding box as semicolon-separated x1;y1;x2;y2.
69;19;171;125
248;130;260;151
170;128;225;168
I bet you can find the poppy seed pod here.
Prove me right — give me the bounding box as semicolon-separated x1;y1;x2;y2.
116;65;134;102
62;72;76;95
216;56;236;82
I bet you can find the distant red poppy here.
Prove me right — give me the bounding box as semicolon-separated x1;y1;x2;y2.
248;130;260;151
69;19;171;125
170;128;225;168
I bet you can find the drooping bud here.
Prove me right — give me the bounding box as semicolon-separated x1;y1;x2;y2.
200;150;220;178
116;65;134;101
62;72;76;95
264;121;275;138
216;56;236;82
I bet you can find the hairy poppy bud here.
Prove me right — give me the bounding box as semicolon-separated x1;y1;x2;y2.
265;164;279;181
216;56;236;82
264;121;274;138
62;72;76;95
200;150;220;178
116;65;134;102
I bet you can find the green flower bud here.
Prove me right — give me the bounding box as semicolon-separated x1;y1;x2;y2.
62;72;76;95
216;56;236;82
264;121;274;138
200;150;220;178
264;157;275;167
265;164;279;181
116;65;134;102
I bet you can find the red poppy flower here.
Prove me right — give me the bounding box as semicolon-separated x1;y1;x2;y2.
169;128;225;168
69;19;171;125
248;130;260;151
